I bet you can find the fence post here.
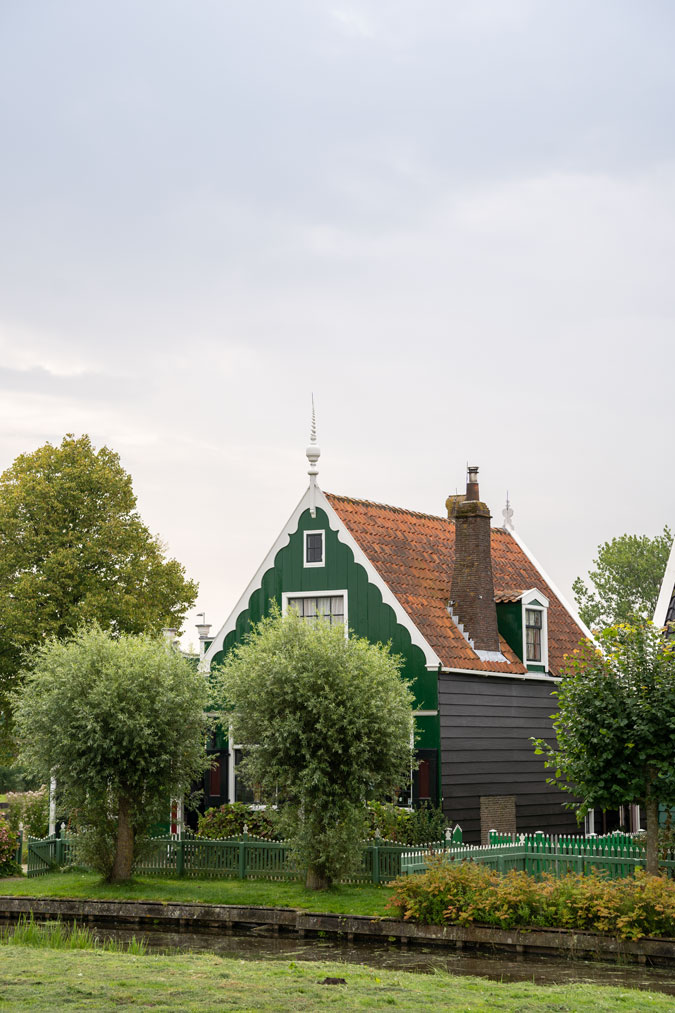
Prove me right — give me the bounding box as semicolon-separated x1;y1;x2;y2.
239;830;248;880
176;831;185;878
372;832;381;885
56;824;65;868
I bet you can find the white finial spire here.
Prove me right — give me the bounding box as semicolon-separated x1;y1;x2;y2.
502;491;514;531
306;394;321;517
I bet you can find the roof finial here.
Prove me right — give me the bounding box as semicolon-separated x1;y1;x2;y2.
502;491;514;531
306;394;321;517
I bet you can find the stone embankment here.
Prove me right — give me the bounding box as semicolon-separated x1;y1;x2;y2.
2;895;675;966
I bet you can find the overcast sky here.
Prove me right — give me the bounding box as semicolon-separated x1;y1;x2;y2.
1;1;674;645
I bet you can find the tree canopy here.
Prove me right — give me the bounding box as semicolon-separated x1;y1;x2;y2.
572;527;672;631
0;434;198;760
13;625;209;881
215;606;414;889
533;622;675;874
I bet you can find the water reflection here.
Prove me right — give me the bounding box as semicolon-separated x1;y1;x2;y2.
93;925;675;996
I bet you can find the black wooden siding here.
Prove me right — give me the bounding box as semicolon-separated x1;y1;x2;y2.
439;672;579;842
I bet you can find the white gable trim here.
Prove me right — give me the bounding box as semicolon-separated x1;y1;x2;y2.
202;485;442;671
654;537;675;628
319;489;442;667
506;528;596;645
202;488;313;668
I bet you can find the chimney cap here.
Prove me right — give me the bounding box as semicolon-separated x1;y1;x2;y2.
466;465;480;501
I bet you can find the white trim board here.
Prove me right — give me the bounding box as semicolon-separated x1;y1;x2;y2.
506;527;596;645
440;666;560;684
319;489;443;667
202;488;312;667
654;537;675;628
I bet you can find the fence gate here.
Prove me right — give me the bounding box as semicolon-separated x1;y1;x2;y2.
26;836;59;878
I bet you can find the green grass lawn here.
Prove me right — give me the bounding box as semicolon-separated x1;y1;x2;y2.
0;872;393;916
1;944;672;1012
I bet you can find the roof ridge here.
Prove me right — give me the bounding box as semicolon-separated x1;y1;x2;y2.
325;491;449;522
325;491;519;533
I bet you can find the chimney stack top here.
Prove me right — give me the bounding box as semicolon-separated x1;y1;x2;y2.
466;465;480;501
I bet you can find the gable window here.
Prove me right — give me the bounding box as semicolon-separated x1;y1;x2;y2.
525;609;542;662
304;530;325;567
287;594;345;625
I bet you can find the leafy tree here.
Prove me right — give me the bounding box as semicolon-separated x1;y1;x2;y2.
0;434;198;759
533;623;675;875
572;528;672;631
13;625;209;882
215;606;414;890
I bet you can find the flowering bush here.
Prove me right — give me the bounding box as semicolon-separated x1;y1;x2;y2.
4;787;49;838
0;817;19;877
387;857;675;940
197;803;280;840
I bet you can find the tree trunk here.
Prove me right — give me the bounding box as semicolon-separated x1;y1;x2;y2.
645;795;660;877
305;866;331;891
109;797;134;883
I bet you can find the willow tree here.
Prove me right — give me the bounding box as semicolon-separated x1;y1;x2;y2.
216;606;414;889
534;623;675;875
13;626;209;882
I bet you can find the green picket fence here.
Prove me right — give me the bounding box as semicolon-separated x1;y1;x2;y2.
401;831;675;880
26;833;79;877
26;831;461;883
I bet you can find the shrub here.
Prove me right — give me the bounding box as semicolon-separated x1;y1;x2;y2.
197;803;280;840
387;857;675;940
4;788;49;838
367;802;448;845
0;817;19;877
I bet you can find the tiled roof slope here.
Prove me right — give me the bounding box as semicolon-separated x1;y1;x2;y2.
326;493;587;676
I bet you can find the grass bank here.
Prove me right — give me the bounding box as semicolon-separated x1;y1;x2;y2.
0;943;672;1011
0;872;392;916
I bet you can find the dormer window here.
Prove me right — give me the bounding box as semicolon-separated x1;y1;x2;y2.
521;589;549;670
525;609;542;662
304;530;324;567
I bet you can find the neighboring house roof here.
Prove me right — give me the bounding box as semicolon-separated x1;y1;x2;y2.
654;537;675;635
325;493;588;677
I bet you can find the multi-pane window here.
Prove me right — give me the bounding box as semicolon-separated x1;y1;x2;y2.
234;747;254;804
305;532;324;565
287;595;345;625
525;608;542;662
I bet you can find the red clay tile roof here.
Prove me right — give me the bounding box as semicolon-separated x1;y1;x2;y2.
325;493;587;676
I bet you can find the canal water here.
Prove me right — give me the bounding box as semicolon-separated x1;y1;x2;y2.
88;924;675;996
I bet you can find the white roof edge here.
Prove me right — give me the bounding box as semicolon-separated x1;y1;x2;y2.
522;587;550;608
506;527;596;645
440;666;560;684
654;537;675;627
202;487;312;666
320;490;442;667
203;485;443;670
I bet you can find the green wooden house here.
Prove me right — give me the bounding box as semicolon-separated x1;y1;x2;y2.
199;430;594;843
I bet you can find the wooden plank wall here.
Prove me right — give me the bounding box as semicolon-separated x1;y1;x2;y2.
439;672;580;843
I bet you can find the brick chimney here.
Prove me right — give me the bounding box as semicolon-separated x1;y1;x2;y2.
450;466;500;653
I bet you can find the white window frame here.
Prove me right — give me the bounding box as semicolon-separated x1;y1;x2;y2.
303;529;325;568
282;589;348;634
521;589;549;670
